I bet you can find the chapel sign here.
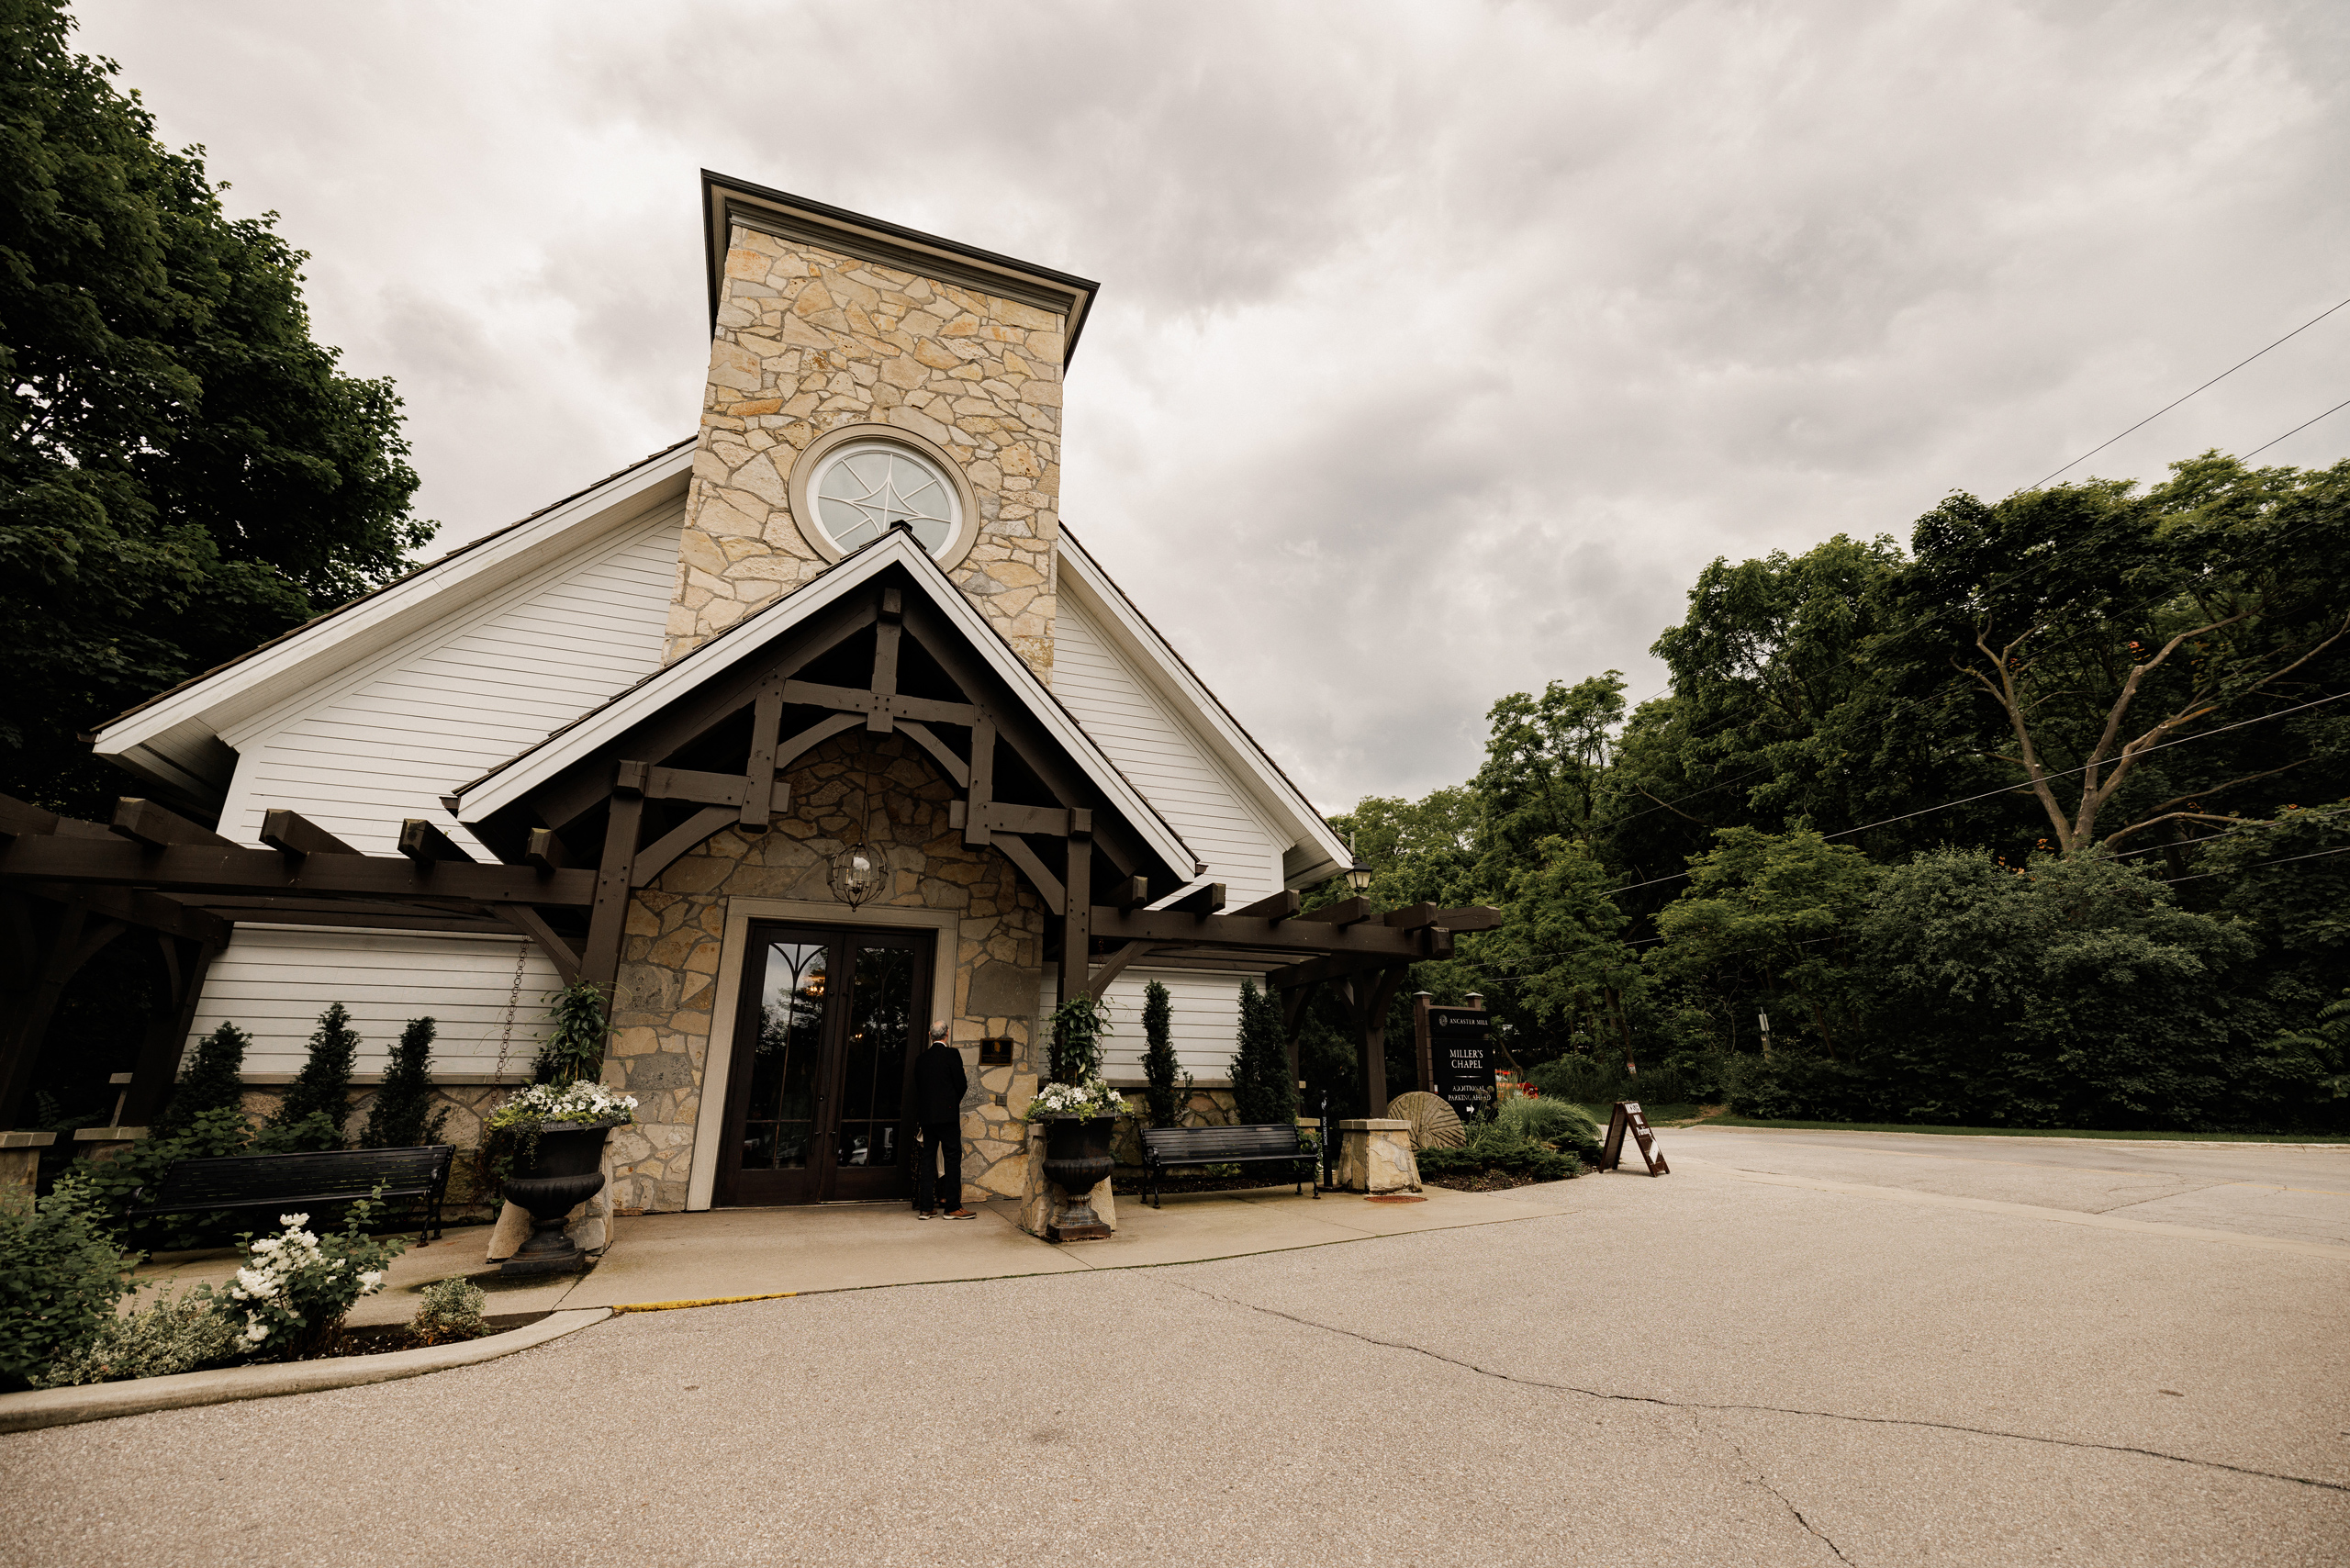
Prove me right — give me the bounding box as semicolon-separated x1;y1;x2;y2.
1423;1004;1495;1121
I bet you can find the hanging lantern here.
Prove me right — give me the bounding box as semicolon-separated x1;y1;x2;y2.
829;842;885;908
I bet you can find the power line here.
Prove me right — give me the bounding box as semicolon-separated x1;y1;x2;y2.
2244;394;2350;461
2030;293;2350;488
2161;843;2350;885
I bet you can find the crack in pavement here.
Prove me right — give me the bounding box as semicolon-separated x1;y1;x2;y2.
1158;1275;2350;1496
1698;1411;1852;1564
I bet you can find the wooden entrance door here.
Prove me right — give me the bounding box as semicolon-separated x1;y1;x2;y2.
716;923;933;1206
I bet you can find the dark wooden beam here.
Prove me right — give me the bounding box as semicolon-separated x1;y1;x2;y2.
775;712;862;775
963;712;995;849
1083;939;1153;1002
779;679;978;731
259;809;357;857
1057;811;1093;1014
0;793;113;841
195;906;511;935
1265;950;1388;991
397;818;476;864
525;828;567;873
16;881;229;945
497;905;583;983
0;835;598;906
581;762;649;989
869;586;903;733
1091;904;1428;961
1296;897;1371;927
1231;890;1302;922
644;765;790;812
991;834;1064;916
1166;882;1226;918
1382;902;1438;931
123;931;218;1126
895;720;968;788
632;805;739;888
949;801;1076;837
111;798;237;850
1109;875;1150;912
739;685;784;832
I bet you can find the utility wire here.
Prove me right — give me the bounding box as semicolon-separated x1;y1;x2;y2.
2161;843;2350;885
2030;293;2350;488
2244;394;2350;461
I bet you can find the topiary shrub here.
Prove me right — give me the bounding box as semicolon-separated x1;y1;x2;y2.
1228;980;1296;1126
1047;993;1109;1085
1141;980;1190;1127
533;982;611;1087
361;1017;448;1148
409;1276;489;1346
258;1002;360;1151
0;1174;137;1392
159;1020;250;1135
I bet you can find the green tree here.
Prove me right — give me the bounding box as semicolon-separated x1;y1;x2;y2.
1228;980;1296;1126
1139;980;1186;1128
1475;672;1626;860
156;1019;247;1134
1650;827;1884;1057
1473;835;1645;1066
532;983;609;1087
1;0;431;813
263;1002;358;1149
360;1017;447;1148
0;1172;134;1391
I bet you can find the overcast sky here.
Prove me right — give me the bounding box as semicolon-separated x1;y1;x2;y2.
74;0;2350;811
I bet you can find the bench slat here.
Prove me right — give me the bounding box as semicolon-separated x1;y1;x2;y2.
128;1148;455;1239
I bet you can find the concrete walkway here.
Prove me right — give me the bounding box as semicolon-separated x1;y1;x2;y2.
133;1181;1590;1325
17;1137;2344;1566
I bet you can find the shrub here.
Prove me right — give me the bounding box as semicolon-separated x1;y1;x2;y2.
1229;979;1297;1126
1141;980;1188;1128
159;1020;250;1134
32;1286;241;1387
409;1276;490;1346
72;1104;254;1249
218;1193;408;1361
0;1174;137;1392
533;982;610;1087
261;1002;360;1150
361;1017;448;1148
1499;1096;1603;1162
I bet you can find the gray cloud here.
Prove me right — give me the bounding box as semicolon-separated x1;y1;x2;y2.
74;0;2350;809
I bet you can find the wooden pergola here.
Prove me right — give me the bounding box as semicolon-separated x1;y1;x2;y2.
4;555;1494;1129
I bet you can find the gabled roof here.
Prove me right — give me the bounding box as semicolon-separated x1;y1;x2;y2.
89;440;696;801
1057;530;1351;889
452;528;1199;880
701;171;1100;365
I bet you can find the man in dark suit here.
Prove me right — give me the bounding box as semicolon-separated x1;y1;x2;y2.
913;1019;974;1218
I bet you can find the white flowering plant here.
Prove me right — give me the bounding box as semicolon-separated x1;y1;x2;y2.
483;1080;638;1191
1023;1078;1129;1122
216;1189;408;1361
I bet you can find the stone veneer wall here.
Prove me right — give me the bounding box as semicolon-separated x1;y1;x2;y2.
670;224;1066;680
601;730;1050;1213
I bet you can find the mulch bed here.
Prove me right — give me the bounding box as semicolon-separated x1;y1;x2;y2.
1424;1170;1577;1193
320;1311;547;1359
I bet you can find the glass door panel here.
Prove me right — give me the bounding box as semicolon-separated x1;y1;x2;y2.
742;941;826;1174
830;944;914;1199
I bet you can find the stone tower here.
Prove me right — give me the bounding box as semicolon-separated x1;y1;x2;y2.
666;175;1099;682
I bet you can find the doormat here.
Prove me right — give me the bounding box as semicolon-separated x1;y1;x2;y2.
1363;1194;1427;1204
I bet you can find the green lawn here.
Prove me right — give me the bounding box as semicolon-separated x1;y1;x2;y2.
1578;1105;2350;1143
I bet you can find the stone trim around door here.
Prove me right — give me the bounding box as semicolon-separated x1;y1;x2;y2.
685;898;962;1212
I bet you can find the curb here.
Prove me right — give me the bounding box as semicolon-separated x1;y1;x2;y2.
0;1306;611;1435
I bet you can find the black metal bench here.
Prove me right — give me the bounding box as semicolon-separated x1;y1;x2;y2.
126;1146;456;1242
1137;1125;1318;1209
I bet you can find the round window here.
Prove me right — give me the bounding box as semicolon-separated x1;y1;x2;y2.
807;442;961;556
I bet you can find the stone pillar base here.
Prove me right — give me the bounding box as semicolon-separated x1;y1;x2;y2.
1336;1118;1420;1193
1015;1122;1116;1240
1;1131;56;1204
69;1126;150;1165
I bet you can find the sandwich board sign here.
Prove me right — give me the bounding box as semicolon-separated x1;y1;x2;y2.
1426;1006;1495;1121
1600;1101;1669;1176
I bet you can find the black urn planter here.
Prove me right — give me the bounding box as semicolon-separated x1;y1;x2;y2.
500;1120;613;1277
1041;1114;1115;1242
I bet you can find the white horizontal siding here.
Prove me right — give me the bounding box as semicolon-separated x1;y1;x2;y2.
1037;968;1250;1088
1053;599;1282;901
185;925;565;1081
215;501;684;855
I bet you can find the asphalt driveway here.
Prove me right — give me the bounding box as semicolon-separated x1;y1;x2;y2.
5;1134;2344;1566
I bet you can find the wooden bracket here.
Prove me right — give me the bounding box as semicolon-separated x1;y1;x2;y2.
1231;889;1302;923
1166;882;1226;918
524;828;567;873
258;809;357;858
1297;896;1371;927
397;819;475;864
110;799;236;851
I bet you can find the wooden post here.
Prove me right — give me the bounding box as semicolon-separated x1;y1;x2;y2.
740;685;784;832
964;713;995;848
0;898;124;1130
581;762;647;991
122;931;221;1126
1056;809;1092;1021
1412;991;1434;1092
